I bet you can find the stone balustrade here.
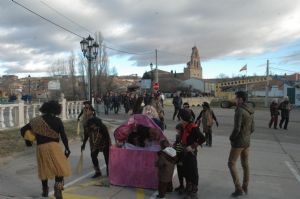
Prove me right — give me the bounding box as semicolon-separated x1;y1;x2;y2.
0;94;85;130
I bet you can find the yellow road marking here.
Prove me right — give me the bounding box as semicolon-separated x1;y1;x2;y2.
136;188;145;199
49;193;100;199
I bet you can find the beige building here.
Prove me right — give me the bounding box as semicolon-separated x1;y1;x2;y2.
183;46;203;79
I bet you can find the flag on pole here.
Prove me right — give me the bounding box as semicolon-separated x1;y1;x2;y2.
239;64;247;72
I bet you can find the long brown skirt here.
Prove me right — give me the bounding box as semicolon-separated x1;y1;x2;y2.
36;142;71;180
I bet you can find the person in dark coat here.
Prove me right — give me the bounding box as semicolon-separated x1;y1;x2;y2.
178;102;196;121
195;102;218;147
77;101;96;139
156;140;177;199
228;91;254;197
172;93;182;121
103;92;111;115
279;96;291;130
269;99;280;129
112;93;120;114
180;109;205;199
132;96;144;114
81;117;111;177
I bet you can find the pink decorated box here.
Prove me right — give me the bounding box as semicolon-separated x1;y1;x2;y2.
109;145;159;189
109;114;166;189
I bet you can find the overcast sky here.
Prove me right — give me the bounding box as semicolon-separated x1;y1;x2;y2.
1;0;300;78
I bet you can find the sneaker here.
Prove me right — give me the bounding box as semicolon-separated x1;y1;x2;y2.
91;172;102;178
231;190;243;197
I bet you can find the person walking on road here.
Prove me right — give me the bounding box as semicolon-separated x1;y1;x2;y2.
228;91;254;197
178;102;196;122
180;109;205;199
195;102;218;147
269;99;280;129
112;93;120;114
20;101;71;199
81;117;111;177
103;92;111;115
172;92;183;121
279;96;291;130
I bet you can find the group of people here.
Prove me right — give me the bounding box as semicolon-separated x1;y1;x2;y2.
173;93;219;147
269;96;292;130
157;91;254;199
156;108;206;199
20;90;256;199
99;91;166;116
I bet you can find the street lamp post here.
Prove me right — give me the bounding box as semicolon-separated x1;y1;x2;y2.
150;63;153;91
80;35;99;102
28;75;31;96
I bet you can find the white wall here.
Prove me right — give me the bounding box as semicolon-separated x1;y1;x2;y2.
251;86;284;97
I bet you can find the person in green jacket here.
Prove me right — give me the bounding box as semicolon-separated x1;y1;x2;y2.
228;91;254;197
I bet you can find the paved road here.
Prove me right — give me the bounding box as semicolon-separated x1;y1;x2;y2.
0;106;300;198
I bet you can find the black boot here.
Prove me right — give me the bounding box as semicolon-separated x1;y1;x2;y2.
42;187;48;197
92;166;102;178
41;180;48;197
54;182;63;199
231;189;243;197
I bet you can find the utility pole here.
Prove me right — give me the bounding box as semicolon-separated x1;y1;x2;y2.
264;60;269;107
155;49;158;83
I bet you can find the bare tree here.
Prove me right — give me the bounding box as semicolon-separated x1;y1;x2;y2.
94;31;109;95
48;59;68;76
78;54;87;99
110;66;118;76
68;51;76;99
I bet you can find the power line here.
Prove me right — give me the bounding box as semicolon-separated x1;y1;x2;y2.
40;1;94;35
11;0;83;38
157;49;189;58
103;45;154;55
269;66;299;73
11;0;155;55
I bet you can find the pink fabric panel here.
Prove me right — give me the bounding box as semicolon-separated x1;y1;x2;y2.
114;114;165;143
109;145;158;189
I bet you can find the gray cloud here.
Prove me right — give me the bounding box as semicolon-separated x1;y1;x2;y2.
1;0;300;74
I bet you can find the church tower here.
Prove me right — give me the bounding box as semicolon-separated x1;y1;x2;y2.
184;46;203;79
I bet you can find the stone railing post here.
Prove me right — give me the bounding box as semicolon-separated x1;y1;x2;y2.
32;105;36;118
61;93;67;121
0;107;5;128
17;94;25;127
25;105;30;123
8;106;14;127
92;97;95;108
